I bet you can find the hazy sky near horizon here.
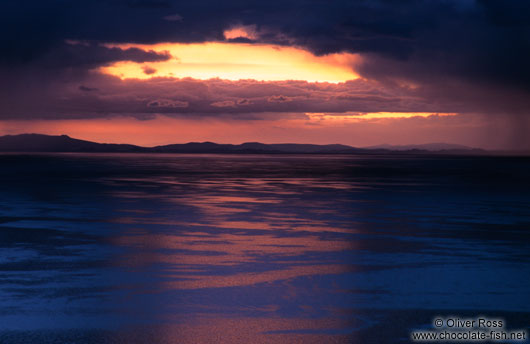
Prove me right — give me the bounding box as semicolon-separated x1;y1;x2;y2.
1;0;529;149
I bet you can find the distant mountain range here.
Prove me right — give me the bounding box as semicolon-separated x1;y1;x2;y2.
363;143;474;151
0;134;486;154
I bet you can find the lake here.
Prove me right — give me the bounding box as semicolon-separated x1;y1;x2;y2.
1;153;529;343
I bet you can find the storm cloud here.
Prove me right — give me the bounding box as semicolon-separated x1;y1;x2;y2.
1;0;529;87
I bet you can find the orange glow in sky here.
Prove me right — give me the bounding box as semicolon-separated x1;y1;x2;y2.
223;25;259;40
306;112;458;123
0;112;480;148
100;42;360;83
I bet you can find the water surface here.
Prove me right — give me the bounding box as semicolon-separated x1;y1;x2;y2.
1;153;529;343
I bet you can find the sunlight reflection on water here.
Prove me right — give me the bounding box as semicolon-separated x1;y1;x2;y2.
0;153;529;343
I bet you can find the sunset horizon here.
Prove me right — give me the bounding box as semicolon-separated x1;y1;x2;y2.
0;132;490;154
1;1;529;150
1;1;530;343
0;109;514;150
0;129;484;149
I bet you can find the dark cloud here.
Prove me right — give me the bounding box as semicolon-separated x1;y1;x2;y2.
142;65;157;75
1;1;529;89
147;99;188;108
37;42;171;70
236;99;252;106
78;85;98;92
127;0;172;9
268;95;295;103
211;100;236;108
0;1;527;75
163;13;183;21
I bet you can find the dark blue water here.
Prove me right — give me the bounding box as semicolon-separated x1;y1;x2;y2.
0;153;529;343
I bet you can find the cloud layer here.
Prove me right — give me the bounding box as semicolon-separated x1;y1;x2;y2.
2;0;529;88
0;74;470;119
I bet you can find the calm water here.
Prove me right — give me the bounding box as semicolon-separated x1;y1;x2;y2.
0;153;529;343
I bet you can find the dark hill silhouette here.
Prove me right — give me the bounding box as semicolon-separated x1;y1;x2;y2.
0;134;486;154
0;134;144;152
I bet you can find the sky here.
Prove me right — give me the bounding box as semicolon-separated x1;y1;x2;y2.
1;0;529;149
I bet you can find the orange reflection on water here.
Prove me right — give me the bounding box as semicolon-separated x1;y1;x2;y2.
110;230;354;290
107;173;358;292
162;264;352;290
111;232;351;264
123;316;356;343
